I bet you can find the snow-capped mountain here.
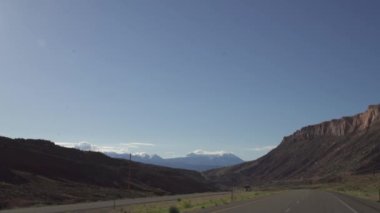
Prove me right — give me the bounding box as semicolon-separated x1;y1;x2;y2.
105;152;166;164
105;150;244;171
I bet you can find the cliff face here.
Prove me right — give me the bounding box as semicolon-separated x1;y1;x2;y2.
205;104;380;186
288;105;380;139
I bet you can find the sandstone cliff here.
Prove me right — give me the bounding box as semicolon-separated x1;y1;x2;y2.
205;104;380;187
288;105;380;139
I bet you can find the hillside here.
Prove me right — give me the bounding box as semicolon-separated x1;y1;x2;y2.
0;136;215;209
106;151;244;171
205;104;380;187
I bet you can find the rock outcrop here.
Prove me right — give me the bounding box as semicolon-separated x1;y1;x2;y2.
205;104;380;187
288;105;380;139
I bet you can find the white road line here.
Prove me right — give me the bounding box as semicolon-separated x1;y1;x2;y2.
333;195;358;213
285;207;291;212
296;200;300;204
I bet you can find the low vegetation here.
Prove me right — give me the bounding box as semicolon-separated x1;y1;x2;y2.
112;190;276;213
322;174;380;202
253;174;380;203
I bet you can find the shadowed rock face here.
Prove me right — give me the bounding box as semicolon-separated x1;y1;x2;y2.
205;104;380;187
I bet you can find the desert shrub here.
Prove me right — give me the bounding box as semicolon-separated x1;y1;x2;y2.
0;202;9;210
220;198;229;204
169;206;180;213
180;200;192;209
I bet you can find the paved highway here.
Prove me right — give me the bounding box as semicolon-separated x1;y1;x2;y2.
2;190;380;213
0;192;228;213
202;190;380;213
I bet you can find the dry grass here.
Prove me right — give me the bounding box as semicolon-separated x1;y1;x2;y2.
103;190;276;213
322;174;380;202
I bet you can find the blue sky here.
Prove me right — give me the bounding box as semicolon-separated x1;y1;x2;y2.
0;0;379;160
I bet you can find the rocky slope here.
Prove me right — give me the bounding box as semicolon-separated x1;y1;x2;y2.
290;104;380;138
0;136;215;209
205;104;380;187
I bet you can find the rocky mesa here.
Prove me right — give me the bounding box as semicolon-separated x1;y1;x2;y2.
205;104;380;187
289;105;380;139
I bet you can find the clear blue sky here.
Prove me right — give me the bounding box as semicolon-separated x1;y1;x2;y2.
1;0;379;160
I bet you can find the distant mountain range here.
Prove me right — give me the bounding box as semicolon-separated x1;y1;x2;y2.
3;104;379;209
0;137;215;209
105;150;244;171
205;104;380;187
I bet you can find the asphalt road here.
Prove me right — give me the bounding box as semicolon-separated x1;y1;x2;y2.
202;190;380;213
0;192;228;213
2;190;380;213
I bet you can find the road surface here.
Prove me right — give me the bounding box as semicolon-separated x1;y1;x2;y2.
2;190;380;213
201;190;380;213
0;192;228;213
